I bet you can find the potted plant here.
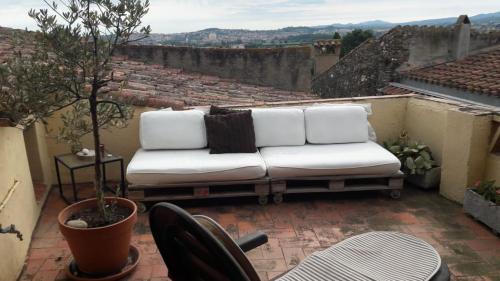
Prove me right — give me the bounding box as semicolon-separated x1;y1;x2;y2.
464;180;500;235
384;132;440;189
13;0;151;277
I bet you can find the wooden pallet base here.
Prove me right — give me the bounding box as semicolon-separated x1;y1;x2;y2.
127;172;405;205
128;179;271;205
270;172;404;204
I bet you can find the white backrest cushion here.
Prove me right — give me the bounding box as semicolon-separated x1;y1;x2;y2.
140;110;207;150
305;105;369;144
313;103;372;115
252;108;306;147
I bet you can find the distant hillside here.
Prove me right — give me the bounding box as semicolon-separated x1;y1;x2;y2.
133;11;500;47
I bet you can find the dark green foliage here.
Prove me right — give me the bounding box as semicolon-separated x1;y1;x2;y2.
333;32;341;39
473;180;500;204
340;29;374;57
0;32;77;127
383;132;437;175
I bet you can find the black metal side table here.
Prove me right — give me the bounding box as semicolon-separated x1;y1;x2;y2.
54;152;126;204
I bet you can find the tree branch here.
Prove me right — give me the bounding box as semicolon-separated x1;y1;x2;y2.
96;100;124;118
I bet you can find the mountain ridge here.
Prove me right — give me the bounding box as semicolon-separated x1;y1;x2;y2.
131;11;500;46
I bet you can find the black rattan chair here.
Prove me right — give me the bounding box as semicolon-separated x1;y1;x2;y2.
149;203;450;281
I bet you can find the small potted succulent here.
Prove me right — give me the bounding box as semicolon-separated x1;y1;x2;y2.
464;180;500;235
384;132;440;189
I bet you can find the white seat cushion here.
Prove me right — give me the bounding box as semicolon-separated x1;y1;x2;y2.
252;108;306;147
140;110;207;150
259;141;401;178
127;149;267;185
305;105;369;144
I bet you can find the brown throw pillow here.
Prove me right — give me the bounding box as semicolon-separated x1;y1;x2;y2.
209;105;239;115
204;110;257;154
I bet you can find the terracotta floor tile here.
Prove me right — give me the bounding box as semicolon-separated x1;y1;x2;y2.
32;270;59;281
18;185;500;280
151;264;168;278
282;247;306;269
252;259;287;272
126;264;153;280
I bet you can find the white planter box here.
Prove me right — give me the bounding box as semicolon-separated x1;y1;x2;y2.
463;189;500;235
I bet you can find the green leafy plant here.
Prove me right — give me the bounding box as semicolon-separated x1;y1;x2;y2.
383;132;437;175
473;180;500;205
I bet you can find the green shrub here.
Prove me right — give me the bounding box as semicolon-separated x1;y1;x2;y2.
473;180;500;205
383;132;437;175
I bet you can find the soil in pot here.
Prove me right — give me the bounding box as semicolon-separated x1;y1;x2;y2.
68;205;132;228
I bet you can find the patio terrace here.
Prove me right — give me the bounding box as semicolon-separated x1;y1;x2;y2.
19;183;500;281
1;94;499;281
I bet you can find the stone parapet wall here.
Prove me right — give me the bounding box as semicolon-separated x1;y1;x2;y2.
116;45;315;91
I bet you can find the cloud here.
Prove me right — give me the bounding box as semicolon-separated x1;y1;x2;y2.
0;0;499;33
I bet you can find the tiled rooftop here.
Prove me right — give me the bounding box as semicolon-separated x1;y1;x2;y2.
105;57;318;109
402;48;500;97
379;85;418;95
20;184;500;281
0;26;317;109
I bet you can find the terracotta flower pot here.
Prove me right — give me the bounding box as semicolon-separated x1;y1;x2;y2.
58;197;137;275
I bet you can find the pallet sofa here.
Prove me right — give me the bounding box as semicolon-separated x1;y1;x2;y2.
126;104;403;204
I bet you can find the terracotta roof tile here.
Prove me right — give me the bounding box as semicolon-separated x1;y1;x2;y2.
402;48;500;97
0;27;317;109
100;58;318;108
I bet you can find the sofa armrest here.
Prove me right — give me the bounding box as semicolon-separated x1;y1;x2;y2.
235;231;268;252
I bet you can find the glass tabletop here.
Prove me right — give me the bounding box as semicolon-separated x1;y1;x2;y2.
56;152;122;169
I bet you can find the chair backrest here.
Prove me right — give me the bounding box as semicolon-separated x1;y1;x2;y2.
149;203;260;281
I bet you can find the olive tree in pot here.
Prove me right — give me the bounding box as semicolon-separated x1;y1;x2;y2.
384;132;440;189
25;0;151;276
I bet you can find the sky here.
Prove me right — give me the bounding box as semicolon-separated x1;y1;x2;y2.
0;0;499;33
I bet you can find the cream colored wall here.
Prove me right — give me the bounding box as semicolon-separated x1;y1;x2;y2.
403;97;455;165
440;109;492;203
23;123;53;187
403;98;494;203
0;127;40;281
484;154;500;183
366;98;408;143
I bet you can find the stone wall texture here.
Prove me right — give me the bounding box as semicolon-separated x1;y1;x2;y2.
116;45;315;91
312;26;415;98
312;25;500;98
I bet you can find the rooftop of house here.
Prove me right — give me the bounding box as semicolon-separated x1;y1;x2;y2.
105;57;317;109
401;47;500;97
0;26;317;109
